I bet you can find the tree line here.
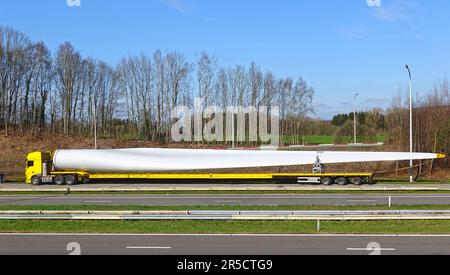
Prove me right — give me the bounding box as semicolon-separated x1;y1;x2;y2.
1;25;449;160
386;82;450;168
332;111;386;130
0;26;315;144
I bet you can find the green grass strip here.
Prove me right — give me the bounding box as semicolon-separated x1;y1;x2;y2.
1;220;450;234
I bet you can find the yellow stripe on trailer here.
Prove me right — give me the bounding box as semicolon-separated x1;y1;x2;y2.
88;173;373;180
274;173;373;177
90;174;274;180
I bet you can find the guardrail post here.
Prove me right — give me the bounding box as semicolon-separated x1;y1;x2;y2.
389;197;392;208
317;219;320;232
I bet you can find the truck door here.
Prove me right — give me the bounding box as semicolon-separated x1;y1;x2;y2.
26;160;37;183
25;154;43;183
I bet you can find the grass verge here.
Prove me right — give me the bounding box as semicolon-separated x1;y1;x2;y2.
3;205;450;234
1;220;450;234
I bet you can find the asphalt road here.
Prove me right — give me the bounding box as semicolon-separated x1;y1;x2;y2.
1;194;450;206
0;234;449;255
2;183;450;192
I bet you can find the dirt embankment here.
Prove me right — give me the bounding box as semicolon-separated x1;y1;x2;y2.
0;131;448;181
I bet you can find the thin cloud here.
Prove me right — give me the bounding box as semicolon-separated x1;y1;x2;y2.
162;0;195;14
371;0;417;24
314;103;331;109
366;97;389;103
337;26;375;40
341;102;352;108
370;0;425;40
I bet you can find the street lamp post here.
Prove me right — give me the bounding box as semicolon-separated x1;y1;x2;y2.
93;100;97;150
405;65;413;183
354;93;359;145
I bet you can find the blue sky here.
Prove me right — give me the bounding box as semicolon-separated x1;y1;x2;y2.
1;0;450;119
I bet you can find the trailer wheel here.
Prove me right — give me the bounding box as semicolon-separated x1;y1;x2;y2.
321;177;334;186
55;175;65;185
335;177;348;186
65;175;77;186
31;176;42;186
351;177;363;186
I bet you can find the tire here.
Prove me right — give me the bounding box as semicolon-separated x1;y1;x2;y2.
351;177;363;186
65;175;77;186
335;177;348;186
31;176;42;186
321;177;334;186
55;175;65;185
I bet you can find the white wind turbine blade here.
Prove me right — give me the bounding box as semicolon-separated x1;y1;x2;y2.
52;149;445;172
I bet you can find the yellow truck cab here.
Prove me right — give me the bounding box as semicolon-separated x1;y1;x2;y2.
26;152;87;185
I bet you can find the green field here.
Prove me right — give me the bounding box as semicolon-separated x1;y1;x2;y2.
283;135;386;145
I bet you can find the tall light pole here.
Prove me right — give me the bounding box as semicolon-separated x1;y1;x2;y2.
354;93;359;144
405;65;413;183
93;99;97;150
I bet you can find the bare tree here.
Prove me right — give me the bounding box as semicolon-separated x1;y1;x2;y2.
30;42;53;133
0;27;32;136
214;67;229;108
249;62;263;108
197;52;217;107
55;42;81;135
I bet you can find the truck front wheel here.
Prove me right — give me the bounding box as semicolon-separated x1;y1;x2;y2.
31;176;42;186
55;175;65;185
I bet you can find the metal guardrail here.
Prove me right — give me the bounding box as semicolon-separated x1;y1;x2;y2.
1;210;450;221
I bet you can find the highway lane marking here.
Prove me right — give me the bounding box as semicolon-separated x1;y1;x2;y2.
45;196;358;199
126;246;172;250
214;201;243;203
84;201;113;203
347;200;378;203
3;195;449;199
347;248;396;251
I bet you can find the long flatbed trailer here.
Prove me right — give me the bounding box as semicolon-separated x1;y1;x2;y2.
88;172;374;185
88;173;373;180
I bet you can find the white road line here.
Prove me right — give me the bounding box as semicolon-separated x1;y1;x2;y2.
347;248;396;251
33;195;450;200
347;200;378;203
214;201;243;203
126;246;172;250
84;201;113;203
2;194;450;200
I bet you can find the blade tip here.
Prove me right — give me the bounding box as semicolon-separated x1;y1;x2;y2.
437;154;447;159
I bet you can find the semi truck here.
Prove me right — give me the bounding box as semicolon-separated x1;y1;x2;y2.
25;151;375;186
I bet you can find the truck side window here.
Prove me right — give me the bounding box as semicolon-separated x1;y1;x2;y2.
27;161;34;168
